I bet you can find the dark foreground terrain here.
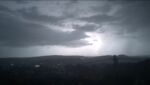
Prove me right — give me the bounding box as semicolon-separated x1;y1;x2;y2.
0;55;150;85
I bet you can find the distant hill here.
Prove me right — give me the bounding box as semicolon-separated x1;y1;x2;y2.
0;55;149;66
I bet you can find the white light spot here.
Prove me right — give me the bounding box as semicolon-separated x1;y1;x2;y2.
35;65;40;68
10;63;14;66
85;32;103;51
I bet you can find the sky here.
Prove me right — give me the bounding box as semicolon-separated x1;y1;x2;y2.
0;0;150;57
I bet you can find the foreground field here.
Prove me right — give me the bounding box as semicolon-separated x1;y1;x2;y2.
0;55;150;85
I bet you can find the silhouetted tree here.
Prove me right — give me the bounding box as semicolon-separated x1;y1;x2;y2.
113;55;119;84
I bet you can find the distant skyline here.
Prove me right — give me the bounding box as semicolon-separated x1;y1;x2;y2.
0;0;150;57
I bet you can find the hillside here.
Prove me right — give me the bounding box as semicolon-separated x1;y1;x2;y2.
0;55;150;85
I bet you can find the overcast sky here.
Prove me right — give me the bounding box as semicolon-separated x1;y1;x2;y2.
0;0;150;57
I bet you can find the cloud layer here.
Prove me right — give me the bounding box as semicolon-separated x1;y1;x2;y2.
0;0;150;57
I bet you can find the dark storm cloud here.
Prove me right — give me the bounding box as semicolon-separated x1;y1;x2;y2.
106;1;150;42
79;1;150;37
0;5;87;47
119;2;150;32
109;1;150;55
17;6;64;24
0;0;150;56
0;5;15;14
73;24;98;32
80;14;117;24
